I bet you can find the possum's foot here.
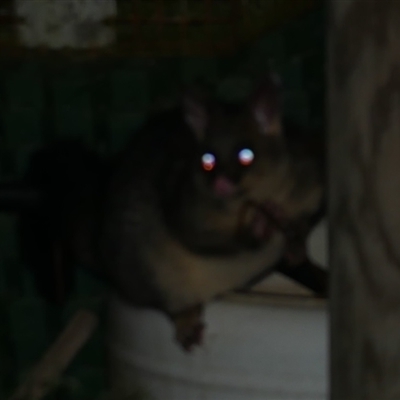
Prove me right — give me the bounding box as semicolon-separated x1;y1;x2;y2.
171;304;205;352
282;219;310;266
284;241;307;265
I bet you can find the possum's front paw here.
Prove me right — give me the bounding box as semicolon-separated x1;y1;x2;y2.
236;199;286;247
171;304;205;352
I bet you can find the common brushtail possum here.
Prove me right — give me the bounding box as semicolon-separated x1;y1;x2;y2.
18;73;325;351
93;74;324;349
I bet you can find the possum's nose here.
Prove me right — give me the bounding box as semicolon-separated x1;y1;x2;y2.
213;175;237;198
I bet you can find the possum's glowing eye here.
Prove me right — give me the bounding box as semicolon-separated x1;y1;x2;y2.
201;152;216;171
238;148;254;166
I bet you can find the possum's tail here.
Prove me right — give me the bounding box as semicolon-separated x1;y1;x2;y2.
0;140;107;305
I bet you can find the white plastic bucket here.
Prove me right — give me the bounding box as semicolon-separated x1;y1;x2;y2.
107;220;328;400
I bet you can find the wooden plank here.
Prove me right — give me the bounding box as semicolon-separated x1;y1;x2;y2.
9;309;98;400
329;0;400;398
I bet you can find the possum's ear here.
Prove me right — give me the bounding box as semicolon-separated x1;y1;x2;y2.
182;88;209;141
249;72;283;137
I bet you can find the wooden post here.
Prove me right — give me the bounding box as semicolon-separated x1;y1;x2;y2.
329;1;400;399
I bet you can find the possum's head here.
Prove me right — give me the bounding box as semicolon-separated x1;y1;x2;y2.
183;74;284;196
181;74;322;221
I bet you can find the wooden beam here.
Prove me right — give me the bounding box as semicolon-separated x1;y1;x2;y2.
329;1;400;399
